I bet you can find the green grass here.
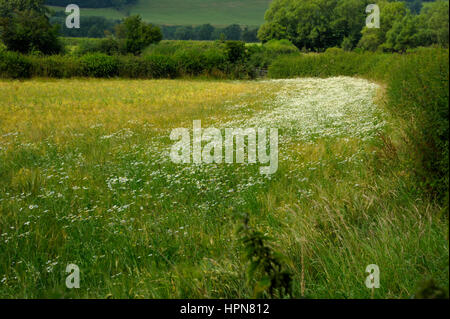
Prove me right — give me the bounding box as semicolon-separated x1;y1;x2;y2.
47;0;272;26
0;76;448;298
48;5;125;20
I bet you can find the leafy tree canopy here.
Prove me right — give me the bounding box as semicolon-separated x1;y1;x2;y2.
115;15;162;55
258;0;447;52
0;0;61;54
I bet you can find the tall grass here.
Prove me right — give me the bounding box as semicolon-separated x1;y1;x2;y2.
0;77;447;298
0;46;448;298
269;47;449;207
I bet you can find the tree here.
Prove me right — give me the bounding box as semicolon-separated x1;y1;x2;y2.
197;24;214;40
174;26;194;40
406;0;424;13
357;0;408;51
257;0;368;51
0;0;62;54
332;0;369;50
383;0;449;51
242;26;259;43
384;14;420;51
115;15;162;55
223;24;242;41
418;0;449;47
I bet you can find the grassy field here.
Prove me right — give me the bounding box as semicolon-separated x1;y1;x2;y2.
48;0;272;26
0;77;447;298
48;5;125;20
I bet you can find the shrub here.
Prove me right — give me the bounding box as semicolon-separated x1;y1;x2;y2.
74;37;121;56
116;55;149;78
201;48;228;72
145;54;178;78
98;38;120;55
173;49;207;76
29;55;81;78
225;41;247;63
264;39;299;55
0;50;32;78
116;15;162;55
143;40;225;56
80;53;119;77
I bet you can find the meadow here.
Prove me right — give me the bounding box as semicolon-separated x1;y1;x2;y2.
47;0;272;26
0;75;448;298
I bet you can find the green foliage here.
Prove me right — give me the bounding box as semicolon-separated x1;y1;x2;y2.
386;48;449;200
71;37;118;55
246;39;300;70
264;39;299;55
414;278;449;298
384;14;422;52
0;0;62;54
260;0;447;53
144;54;178;78
238;216;292;298
115;15;162;55
358;0;448;52
241;26;259;43
98;37;121;55
29;54;81;77
258;0;371;51
115;54;148;78
358;0;408;52
160;24;259;42
197;24;214;40
225;41;247;63
223;24;242;41
0;50;32;78
5;40;255;79
80;53;119;77
416;0;449;47
50;14;119;38
143;40;225;56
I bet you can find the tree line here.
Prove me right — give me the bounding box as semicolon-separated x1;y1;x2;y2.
258;0;448;52
1;0;448;54
0;0;162;55
49;11;259;42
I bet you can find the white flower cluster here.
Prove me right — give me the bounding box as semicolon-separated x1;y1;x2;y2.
229;77;384;143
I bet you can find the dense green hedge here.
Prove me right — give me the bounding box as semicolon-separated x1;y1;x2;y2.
387;48;449;201
0;50;32;78
0;50;254;79
269;47;449;204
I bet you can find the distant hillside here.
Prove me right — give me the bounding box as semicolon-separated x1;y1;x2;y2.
47;0;273;26
46;1;137;8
